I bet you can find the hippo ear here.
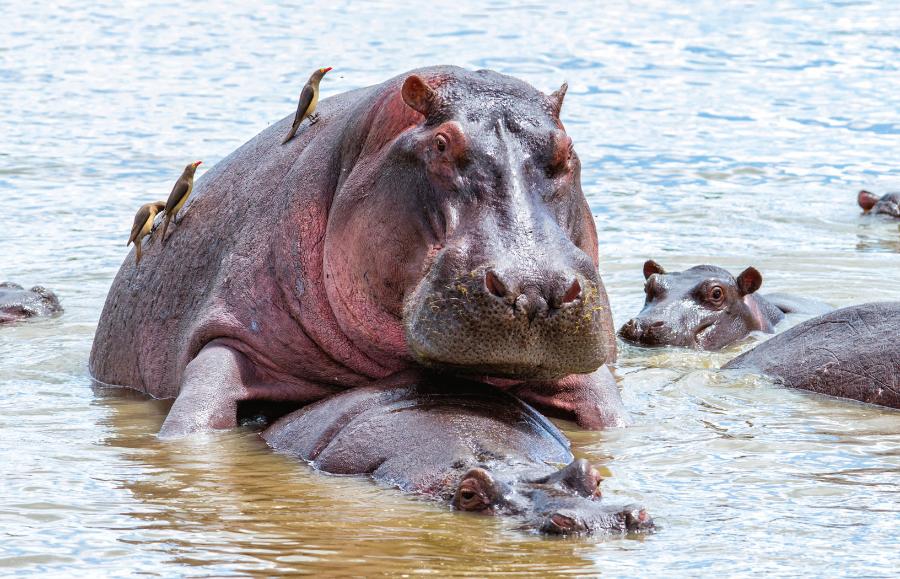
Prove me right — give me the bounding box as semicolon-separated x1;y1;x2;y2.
401;75;438;117
548;82;568;118
858;190;880;211
736;267;763;295
643;259;665;279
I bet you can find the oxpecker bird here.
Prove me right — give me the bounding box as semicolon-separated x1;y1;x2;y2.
160;160;202;244
127;201;166;265
281;66;332;144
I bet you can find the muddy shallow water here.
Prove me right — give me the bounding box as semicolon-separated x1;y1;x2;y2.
2;1;899;576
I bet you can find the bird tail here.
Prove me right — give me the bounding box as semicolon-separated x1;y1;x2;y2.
160;214;172;244
135;240;142;265
282;127;297;145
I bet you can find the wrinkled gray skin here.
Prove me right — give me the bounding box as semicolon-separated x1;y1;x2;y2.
619;261;832;350
0;282;62;324
858;190;900;218
262;380;653;536
725;302;900;408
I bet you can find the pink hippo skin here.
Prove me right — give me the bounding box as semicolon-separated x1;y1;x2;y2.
89;66;625;438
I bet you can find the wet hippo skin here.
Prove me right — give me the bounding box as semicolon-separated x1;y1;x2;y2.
263;380;653;536
619;260;831;350
89;65;625;437
858;190;900;218
0;282;62;324
724;302;900;408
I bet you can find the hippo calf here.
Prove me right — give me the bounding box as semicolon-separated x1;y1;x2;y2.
263;380;653;536
725;302;900;409
619;261;831;350
0;283;62;324
858;190;900;218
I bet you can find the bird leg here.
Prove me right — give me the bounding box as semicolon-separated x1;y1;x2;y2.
308;112;320;125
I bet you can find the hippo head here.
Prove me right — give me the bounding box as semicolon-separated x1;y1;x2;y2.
451;459;653;536
618;261;766;350
0;283;62;324
324;68;614;380
858;190;900;217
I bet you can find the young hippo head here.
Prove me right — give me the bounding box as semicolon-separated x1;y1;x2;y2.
619;261;770;350
325;68;614;381
858;190;900;218
0;283;63;324
451;460;652;536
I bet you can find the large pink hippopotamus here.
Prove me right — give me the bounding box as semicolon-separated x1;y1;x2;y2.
90;65;625;437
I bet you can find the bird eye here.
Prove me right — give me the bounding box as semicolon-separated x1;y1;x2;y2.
435;134;448;153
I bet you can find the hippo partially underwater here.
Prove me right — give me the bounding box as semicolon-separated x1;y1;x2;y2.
725;302;900;409
263;380;653;536
0;282;62;324
90;66;625;437
858;190;900;218
619;261;831;350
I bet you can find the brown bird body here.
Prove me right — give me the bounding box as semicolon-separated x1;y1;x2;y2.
281;66;332;145
160;161;202;244
127;201;166;265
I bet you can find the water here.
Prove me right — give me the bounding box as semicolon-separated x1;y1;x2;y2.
2;0;899;576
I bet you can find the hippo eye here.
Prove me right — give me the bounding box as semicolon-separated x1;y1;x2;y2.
434;134;448;153
709;286;724;304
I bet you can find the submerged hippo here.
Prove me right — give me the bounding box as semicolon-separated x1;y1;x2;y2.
858;190;900;218
725;302;900;409
0;283;62;324
90;66;625;437
619;261;831;350
263;380;653;536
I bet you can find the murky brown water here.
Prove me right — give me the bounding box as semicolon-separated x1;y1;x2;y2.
2;1;899;576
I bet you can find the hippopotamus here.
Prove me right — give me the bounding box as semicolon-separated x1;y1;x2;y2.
858;190;900;218
725;302;900;409
262;380;653;536
0;282;62;324
619;261;831;350
90;66;625;437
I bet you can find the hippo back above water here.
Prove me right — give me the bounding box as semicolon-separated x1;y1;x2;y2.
619;260;831;350
263;380;652;536
90;66;625;436
725;302;900;409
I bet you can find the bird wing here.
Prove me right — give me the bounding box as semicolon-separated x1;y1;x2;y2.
165;178;190;212
291;84;315;127
128;205;152;246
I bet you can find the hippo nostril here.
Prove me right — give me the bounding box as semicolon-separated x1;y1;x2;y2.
650;321;665;328
561;279;581;304
484;270;508;298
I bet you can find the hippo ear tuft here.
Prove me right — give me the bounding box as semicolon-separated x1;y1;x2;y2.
858;190;880;211
643;259;665;279
401;75;438;117
549;82;568;117
736;267;763;295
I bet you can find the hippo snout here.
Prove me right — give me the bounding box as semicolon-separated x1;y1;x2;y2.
619;317;675;346
405;255;615;380
538;504;654;536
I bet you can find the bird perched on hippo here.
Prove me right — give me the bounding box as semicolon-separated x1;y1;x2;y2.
90;66;624;438
619;260;831;350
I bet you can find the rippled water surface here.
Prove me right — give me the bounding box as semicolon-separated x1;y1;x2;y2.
2;1;899;576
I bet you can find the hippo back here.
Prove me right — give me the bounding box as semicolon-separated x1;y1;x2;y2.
724;302;900;408
262;381;573;495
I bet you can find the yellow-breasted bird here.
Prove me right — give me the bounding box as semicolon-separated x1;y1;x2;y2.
127;201;166;265
281;66;332;145
160;160;202;244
